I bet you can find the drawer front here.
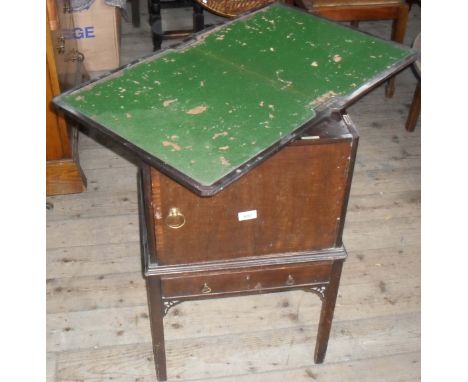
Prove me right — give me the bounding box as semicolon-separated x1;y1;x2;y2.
161;262;332;298
151;139;353;265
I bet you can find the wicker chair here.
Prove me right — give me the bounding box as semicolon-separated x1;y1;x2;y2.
293;0;409;97
194;0;277;17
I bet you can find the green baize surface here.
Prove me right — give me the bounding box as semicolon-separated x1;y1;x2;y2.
61;4;410;186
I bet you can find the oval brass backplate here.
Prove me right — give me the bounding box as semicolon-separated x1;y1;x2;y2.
201;283;212;294
286;275;295;286
165;207;186;229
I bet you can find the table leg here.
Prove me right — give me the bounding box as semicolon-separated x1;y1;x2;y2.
314;260;343;363
147;277;167;381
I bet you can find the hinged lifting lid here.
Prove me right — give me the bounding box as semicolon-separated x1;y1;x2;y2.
54;3;415;196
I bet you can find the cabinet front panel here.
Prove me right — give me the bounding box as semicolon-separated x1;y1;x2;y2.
151;139;352;265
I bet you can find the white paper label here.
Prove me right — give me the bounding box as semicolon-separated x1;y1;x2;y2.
238;210;257;221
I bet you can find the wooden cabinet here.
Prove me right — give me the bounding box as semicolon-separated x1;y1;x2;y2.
50;5;415;379
46;1;86;195
141;114;358;380
149;130;353;265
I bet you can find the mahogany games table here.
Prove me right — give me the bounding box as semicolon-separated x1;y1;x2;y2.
54;4;415;380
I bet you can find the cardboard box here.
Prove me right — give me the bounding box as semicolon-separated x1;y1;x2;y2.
69;0;121;72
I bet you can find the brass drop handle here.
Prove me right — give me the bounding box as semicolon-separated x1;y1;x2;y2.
165;207;185;229
201;283;212;294
286;275;295;286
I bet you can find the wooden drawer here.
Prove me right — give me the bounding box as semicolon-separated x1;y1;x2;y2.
161;262;332;298
150;135;354;265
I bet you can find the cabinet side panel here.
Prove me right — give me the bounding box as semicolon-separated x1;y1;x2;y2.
335;120;359;247
46;18;72;160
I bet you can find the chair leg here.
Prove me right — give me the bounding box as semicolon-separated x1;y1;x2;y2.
148;0;163;51
193;2;205;32
405;81;420;132
385;4;409;98
131;0;140;27
314;260;343;363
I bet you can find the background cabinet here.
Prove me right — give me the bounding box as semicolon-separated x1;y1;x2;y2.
46;0;86;195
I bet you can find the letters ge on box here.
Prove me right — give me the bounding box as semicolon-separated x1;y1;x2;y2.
63;26;95;40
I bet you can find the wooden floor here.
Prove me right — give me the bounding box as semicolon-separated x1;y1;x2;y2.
46;3;421;381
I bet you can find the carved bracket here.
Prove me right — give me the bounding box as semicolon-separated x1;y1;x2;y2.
162;299;182;316
304;284;328;301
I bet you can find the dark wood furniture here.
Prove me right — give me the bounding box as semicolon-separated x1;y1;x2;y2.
53;4;415;380
140;113;358;380
46;1;86;196
293;0;409;98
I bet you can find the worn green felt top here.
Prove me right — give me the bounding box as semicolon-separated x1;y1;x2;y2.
56;4;412;188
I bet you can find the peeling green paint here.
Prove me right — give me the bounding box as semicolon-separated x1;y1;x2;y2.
60;4;411;186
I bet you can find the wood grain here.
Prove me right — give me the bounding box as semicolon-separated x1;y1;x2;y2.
46;160;87;196
151;140;353;265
